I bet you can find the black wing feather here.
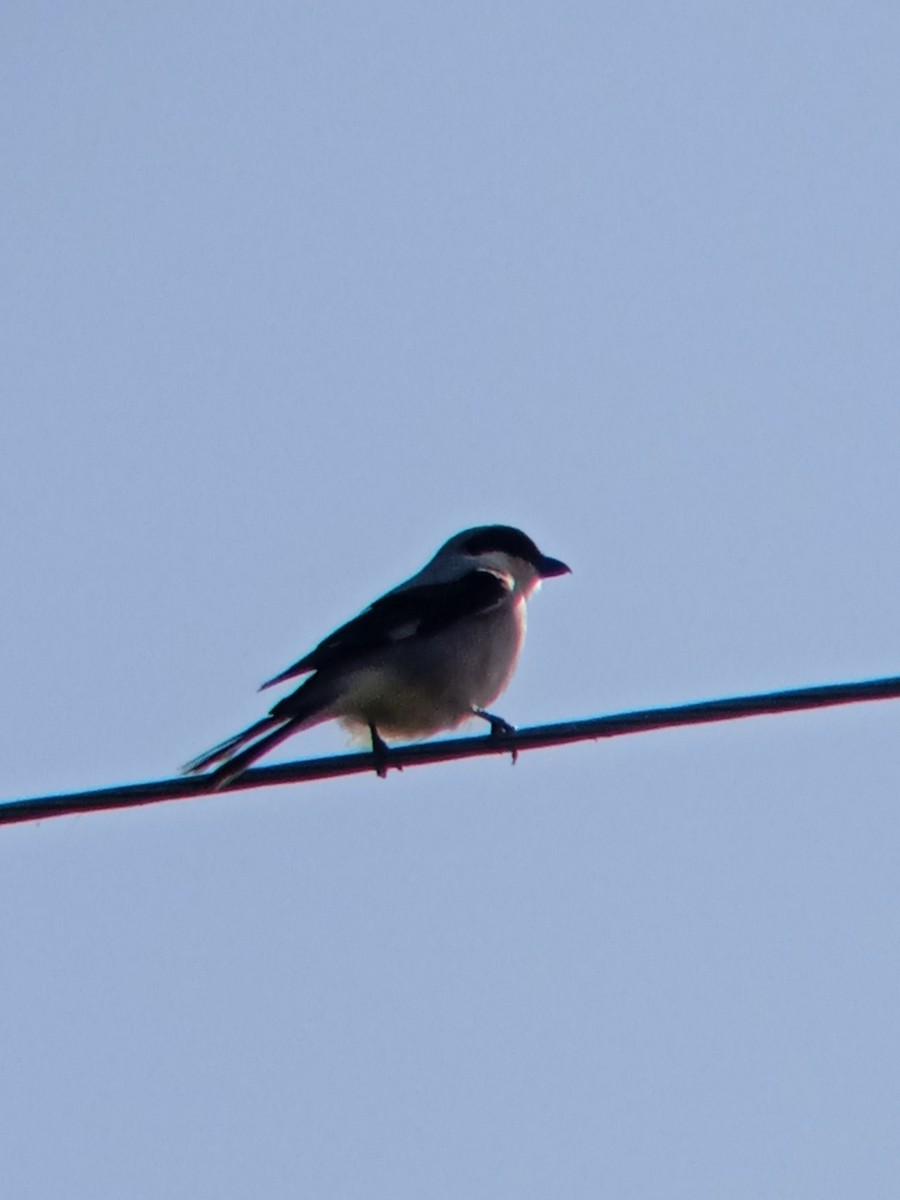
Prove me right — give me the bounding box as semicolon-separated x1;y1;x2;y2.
260;569;510;688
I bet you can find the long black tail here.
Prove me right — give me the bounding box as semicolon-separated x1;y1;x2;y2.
182;699;331;788
181;716;278;775
205;717;312;789
183;672;339;787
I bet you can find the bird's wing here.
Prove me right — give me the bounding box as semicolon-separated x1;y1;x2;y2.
259;568;511;689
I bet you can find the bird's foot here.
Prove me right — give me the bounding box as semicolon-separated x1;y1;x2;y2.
369;724;396;779
472;708;518;764
473;707;516;736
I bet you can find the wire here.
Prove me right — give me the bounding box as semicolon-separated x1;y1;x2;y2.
3;672;900;827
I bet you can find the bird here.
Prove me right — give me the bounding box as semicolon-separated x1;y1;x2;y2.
182;524;570;786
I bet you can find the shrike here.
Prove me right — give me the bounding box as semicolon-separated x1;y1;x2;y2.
183;524;570;785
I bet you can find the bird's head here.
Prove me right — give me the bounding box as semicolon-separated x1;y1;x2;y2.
436;524;571;595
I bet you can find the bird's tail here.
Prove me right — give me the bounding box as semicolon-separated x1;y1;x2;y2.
183;662;345;789
182;691;334;788
181;716;279;775
205;718;317;788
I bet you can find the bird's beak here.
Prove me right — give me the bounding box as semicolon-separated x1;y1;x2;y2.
537;554;571;578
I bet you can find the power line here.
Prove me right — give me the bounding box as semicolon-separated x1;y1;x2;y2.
3;672;900;827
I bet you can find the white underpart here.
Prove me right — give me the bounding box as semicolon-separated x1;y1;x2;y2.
332;554;535;742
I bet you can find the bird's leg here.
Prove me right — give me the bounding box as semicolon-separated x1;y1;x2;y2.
369;723;392;779
473;707;516;736
472;707;518;764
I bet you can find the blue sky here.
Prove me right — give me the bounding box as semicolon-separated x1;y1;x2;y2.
3;3;900;1196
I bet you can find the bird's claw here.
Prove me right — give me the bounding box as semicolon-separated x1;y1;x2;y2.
473;708;518;764
369;724;396;779
474;707;516;737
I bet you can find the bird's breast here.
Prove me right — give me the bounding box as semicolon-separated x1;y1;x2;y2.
334;596;526;739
